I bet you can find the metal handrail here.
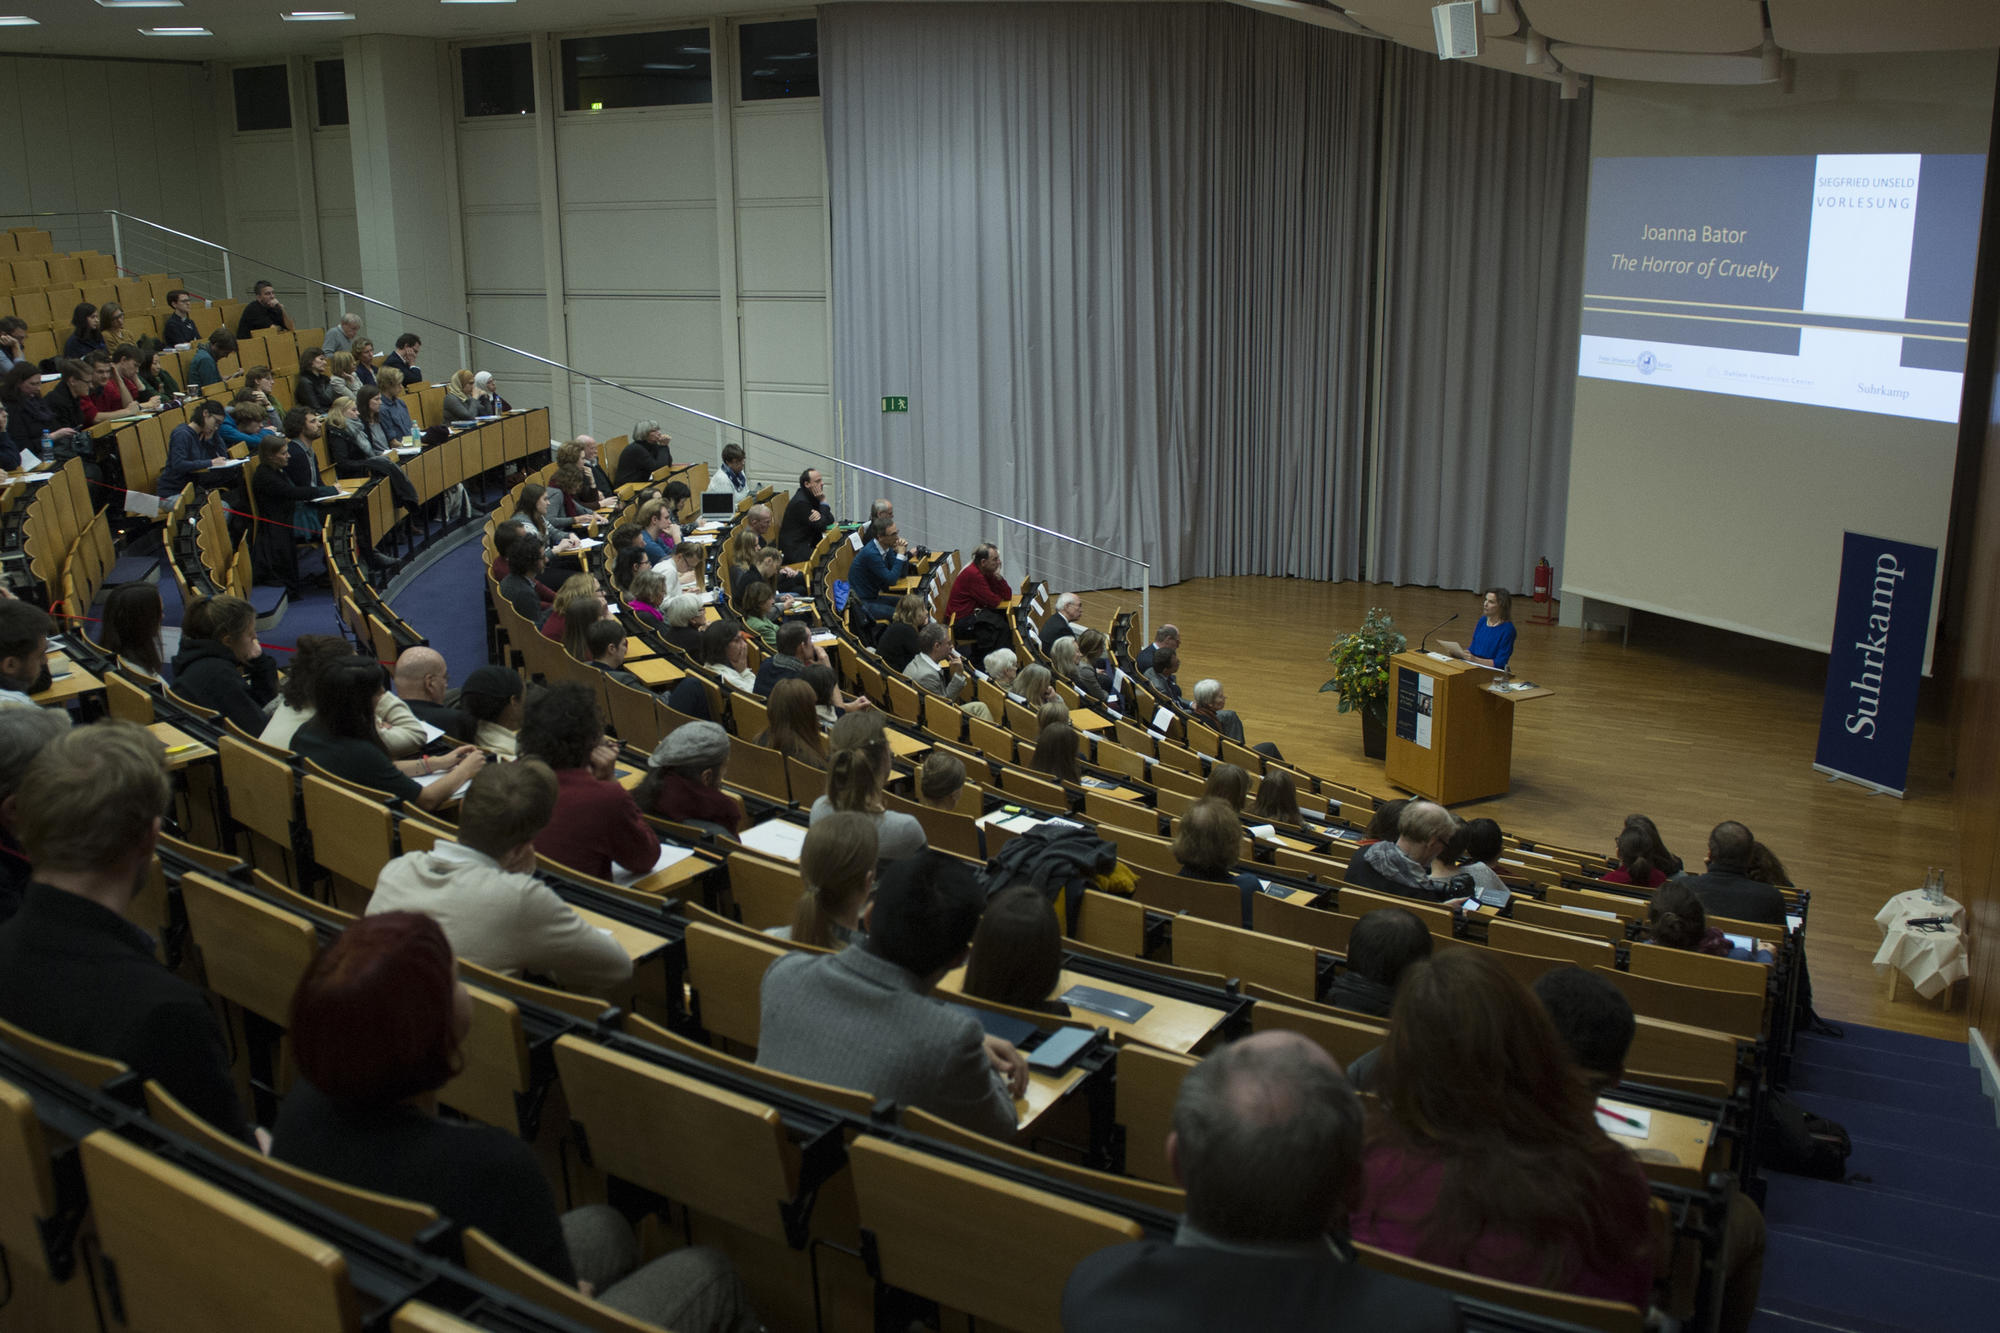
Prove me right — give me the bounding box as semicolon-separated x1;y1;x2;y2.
104;210;1153;577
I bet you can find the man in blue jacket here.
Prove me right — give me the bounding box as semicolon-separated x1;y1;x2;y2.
847;517;910;622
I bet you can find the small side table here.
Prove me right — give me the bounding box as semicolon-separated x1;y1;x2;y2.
1873;889;1968;1002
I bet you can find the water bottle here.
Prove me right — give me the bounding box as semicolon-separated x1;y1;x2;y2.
39;429;51;463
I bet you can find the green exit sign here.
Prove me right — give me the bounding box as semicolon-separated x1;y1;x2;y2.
881;396;909;413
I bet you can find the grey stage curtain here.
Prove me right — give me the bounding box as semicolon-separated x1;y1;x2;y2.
1367;46;1591;592
823;3;1589;595
822;2;1380;591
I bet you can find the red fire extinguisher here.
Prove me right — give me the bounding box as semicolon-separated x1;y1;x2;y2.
1533;557;1552;603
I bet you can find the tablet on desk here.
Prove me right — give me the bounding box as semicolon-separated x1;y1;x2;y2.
1433;640;1465;660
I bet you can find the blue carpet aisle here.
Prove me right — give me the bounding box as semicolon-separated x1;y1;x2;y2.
383;535;491;685
1752;1024;2000;1332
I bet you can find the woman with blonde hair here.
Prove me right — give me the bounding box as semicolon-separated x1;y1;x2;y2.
877;594;930;672
810;710;927;863
627;570;669;627
373;365;415;442
443;369;479;423
1049;634;1107;705
329;349;361;397
771;812;877;947
1016;663;1054;711
756;678;829;770
540;574;603;655
721;524;760;589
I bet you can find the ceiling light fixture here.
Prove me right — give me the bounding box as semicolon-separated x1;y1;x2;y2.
440;1;516;5
1524;33;1545;66
1560;69;1580;100
283;11;358;19
96;1;184;9
0;15;40;25
138;26;212;35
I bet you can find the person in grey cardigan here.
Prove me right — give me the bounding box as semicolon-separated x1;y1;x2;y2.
756;851;1028;1136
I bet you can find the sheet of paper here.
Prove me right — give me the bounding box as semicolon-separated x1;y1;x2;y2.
1424;649;1457;662
14;472;53;483
415;719;445;744
1245;822;1277;838
17;450;39;469
1559;904;1621;921
810;631;839;645
123;490;162;518
738;820;810;862
1595;1101;1652;1140
612;843;696;886
205;457;246;470
413;771;474;801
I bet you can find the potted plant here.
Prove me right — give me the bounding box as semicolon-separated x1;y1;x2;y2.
1321;608;1406;759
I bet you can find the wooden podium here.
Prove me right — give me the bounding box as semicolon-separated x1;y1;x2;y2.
1382;651;1548;805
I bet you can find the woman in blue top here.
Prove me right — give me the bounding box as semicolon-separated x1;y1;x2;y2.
1456;587;1517;672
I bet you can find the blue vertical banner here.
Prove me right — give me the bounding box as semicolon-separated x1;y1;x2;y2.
1814;532;1936;797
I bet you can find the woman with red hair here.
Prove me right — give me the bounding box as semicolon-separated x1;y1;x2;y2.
273;913;759;1331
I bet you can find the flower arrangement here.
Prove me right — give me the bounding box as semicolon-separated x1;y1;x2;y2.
1320;608;1406;719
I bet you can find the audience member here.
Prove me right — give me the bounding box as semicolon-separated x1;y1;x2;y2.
295;348;336;412
1029;721;1083;786
1447;817;1509;898
2;364;80;468
1352;950;1655;1305
169;595;279;734
134;338;181;402
1134;623;1179;676
0;317;27;375
374;367;418;442
778;467;835;563
323;311;362;354
638;499;681;565
1533;967;1764;1333
709;441;752;508
758;851;1024;1134
235;279;292;337
713;622;759;693
634;721;741;837
1189;678;1246;743
1601;826;1668;888
847;518;910;622
155;398;230;496
382;332;423;383
755;678;828;770
162;289;201;345
188;328;236;389
370;762;632;995
442;369;480;424
655;592;701;656
1049;635;1105;706
523;683;660;880
1040;592;1083;652
541;575;605;660
393;646;475;741
1174;797;1262;928
0;721;250;1140
274;913;756;1331
615;419;673;486
1619;814;1683;877
64;302;105;360
965;885;1069;1016
752;620;817;696
586;621;644;688
810;710;927;863
1744;840;1793;887
1324;908;1432;1019
944;543;1014;653
904;623;968;700
983;647;1020;690
291;656;484;813
0;709;68;922
917;751;968;810
771;813;875;946
99;583;166;683
499;535;552;624
1681;820;1786;925
1202;762;1250;813
1249;768;1303;827
1644;880;1731;955
1062;1031;1461;1333
1344;800;1473;906
627;570;669;627
1360;798;1409;846
0;602;50;709
1143;646;1182;701
1016;663;1054;711
459;665;526;757
876;595;929;672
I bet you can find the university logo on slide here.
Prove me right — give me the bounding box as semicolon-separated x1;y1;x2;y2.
1636;351;1658;376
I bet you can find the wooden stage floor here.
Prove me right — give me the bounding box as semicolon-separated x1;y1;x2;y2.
1075;577;1966;1041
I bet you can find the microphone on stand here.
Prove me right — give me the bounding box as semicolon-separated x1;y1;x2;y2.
1419;612;1459;653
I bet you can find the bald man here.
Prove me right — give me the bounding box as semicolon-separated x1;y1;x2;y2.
1063;1032;1461;1332
746;502;805;592
394;647;474;743
573;434;614;498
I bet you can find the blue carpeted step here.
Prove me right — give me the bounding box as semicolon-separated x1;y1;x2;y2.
1763;1176;2000;1269
1799;1023;1967;1062
1791;1038;1971;1082
1833;1138;2000;1213
1760;1230;2000;1332
1751;1301;1929;1333
1786;1064;1995;1122
1789;1092;2000;1160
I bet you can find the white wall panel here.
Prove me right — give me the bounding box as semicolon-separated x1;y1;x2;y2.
457;121;541;206
739;298;827;389
565;296;723;383
466;294;552;374
0;61;32;214
736;203;824;296
554;113;715;204
561;204;719;294
462;208;544;291
18;60;79;215
732;105;824;201
742;388;830;479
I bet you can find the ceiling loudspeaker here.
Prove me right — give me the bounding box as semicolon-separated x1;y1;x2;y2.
1431;2;1482;61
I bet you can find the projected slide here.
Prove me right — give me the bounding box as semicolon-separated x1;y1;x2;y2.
1578;153;1984;423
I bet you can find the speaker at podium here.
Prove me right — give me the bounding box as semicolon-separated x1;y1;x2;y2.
1383;651;1552;805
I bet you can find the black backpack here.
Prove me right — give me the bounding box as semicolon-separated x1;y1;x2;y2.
1761;1091;1852;1180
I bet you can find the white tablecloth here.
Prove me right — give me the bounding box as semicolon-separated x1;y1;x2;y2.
1873;889;1967;1000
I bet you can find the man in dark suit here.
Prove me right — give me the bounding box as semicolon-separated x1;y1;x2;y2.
1040;591;1082;652
847;518;910;622
779;468;836;563
0;721;252;1144
1134;623;1178;676
1681;820;1786;925
393;647;476;742
615;419;674;487
1063;1030;1462;1333
382;332;424;385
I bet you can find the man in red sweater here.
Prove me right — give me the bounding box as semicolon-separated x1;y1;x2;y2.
520;683;660;882
944;543;1013;642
